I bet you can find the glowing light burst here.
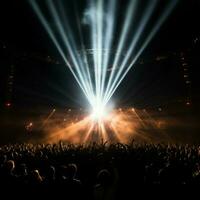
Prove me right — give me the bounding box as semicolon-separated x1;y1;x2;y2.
29;0;178;143
45;108;138;144
90;104;107;122
42;107;171;144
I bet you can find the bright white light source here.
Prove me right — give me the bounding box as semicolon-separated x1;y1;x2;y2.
30;0;178;111
91;106;106;121
90;99;108;122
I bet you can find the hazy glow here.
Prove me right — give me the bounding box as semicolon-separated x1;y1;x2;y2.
91;104;107;122
45;108;138;144
40;107;172;144
29;0;178;142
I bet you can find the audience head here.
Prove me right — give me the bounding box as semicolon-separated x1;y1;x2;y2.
4;160;15;173
67;163;78;179
97;169;112;186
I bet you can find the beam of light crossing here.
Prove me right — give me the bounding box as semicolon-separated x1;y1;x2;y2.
103;0;138;105
104;0;179;105
57;0;94;97
29;1;92;104
73;2;94;97
100;0;116;100
47;0;93;102
30;0;179;119
103;0;157;104
88;0;99;106
96;0;103;102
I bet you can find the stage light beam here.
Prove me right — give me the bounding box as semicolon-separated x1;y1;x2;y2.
30;0;179;140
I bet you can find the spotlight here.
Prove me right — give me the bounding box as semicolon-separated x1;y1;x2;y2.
91;106;106;121
90;100;107;122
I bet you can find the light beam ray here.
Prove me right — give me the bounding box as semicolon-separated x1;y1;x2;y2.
96;0;103;102
100;0;116;100
29;0;91;102
104;0;179;104
47;0;93;102
103;0;138;104
104;0;157;104
87;0;99;101
57;0;94;98
30;0;178;130
74;1;94;97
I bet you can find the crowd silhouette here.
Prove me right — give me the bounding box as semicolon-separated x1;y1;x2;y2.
0;142;200;198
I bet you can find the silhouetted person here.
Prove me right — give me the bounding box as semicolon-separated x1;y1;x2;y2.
0;154;7;183
30;169;43;185
94;169;115;200
0;154;7;167
46;165;56;184
57;165;68;184
2;160;17;185
64;163;83;199
17;163;29;185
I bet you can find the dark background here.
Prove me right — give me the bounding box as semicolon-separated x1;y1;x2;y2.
0;0;200;144
0;0;199;107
